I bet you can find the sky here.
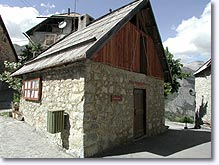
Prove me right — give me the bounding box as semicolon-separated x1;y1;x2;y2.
0;0;211;64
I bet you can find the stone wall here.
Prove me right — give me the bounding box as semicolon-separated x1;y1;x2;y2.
19;60;166;158
83;60;165;157
0;23;17;110
19;63;86;157
0;26;16;70
195;67;211;125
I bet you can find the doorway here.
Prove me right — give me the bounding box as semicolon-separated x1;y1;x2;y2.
133;89;146;138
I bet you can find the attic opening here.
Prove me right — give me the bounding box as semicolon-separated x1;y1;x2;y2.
72;18;79;31
129;12;148;75
30;17;79;34
129;7;153;37
36;18;64;33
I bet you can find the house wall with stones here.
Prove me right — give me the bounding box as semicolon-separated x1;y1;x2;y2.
19;60;165;157
0;26;16;72
0;17;17;109
19;62;86;157
83;60;166;157
195;67;211;125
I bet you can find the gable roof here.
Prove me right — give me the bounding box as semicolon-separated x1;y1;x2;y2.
0;15;18;62
12;0;172;82
194;58;211;76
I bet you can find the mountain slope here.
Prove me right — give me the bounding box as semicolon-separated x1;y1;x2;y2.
13;44;24;57
165;61;204;122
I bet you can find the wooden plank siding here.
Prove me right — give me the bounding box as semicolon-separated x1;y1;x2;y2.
91;21;164;80
146;35;164;79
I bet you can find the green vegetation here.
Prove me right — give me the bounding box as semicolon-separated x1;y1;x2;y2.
0;61;22;93
0;43;43;108
0;111;12;117
0;43;43;93
178;116;194;124
164;47;190;96
165;111;194;124
19;43;42;62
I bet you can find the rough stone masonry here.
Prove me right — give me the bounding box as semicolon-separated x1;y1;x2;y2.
19;60;166;157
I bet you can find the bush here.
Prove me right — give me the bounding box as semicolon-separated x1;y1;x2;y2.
178;116;194;124
165;111;194;124
0;112;12;117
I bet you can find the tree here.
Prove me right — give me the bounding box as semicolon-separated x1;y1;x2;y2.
19;43;42;62
0;43;43;94
0;61;22;93
164;47;190;96
0;43;43;106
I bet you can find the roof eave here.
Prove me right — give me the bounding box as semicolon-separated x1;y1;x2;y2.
146;1;172;83
11;56;87;77
194;59;211;76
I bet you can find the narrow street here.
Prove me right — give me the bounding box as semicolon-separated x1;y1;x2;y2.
0;115;211;158
0;115;73;158
100;121;211;158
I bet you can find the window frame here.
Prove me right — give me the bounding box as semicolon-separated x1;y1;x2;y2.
23;78;41;101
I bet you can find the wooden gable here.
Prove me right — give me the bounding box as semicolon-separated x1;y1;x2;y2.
12;0;171;83
91;7;164;80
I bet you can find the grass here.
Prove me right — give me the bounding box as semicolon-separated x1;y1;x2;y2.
0;111;12;117
165;111;194;124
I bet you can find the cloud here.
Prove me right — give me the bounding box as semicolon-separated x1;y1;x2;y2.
40;3;55;9
163;2;211;64
0;4;42;46
40;3;56;14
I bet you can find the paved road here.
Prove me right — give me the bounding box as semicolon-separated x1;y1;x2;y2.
0;116;73;158
101;121;211;158
0;115;211;158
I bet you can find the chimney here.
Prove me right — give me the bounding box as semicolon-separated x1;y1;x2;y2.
68;8;70;15
78;14;94;30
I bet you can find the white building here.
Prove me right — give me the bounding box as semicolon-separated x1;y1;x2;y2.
194;59;211;126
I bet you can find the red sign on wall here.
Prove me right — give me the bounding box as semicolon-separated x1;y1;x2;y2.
111;95;123;102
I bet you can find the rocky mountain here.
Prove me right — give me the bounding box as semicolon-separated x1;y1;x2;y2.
13;44;25;57
183;61;205;71
165;61;204;122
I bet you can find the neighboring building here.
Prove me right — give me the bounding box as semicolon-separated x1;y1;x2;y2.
25;12;94;49
12;0;172;157
194;59;211;126
0;15;18;110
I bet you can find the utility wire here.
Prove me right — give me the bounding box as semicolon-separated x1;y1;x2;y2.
22;0;33;7
19;0;39;15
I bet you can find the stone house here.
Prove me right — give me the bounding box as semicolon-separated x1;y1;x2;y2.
12;0;172;157
25;12;94;49
0;15;18;110
194;59;211;126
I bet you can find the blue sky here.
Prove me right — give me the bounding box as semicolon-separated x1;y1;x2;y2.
0;0;211;64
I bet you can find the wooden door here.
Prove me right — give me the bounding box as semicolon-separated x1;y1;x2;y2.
133;89;146;138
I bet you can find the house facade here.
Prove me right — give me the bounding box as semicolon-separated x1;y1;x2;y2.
0;15;18;110
25;12;94;49
194;59;211;126
12;0;172;157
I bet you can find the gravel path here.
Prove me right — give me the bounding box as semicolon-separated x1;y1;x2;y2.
0;116;73;158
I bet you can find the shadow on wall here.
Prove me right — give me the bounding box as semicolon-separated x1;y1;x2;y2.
61;113;70;149
194;96;208;129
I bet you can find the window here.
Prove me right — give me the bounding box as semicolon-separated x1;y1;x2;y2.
23;78;41;101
